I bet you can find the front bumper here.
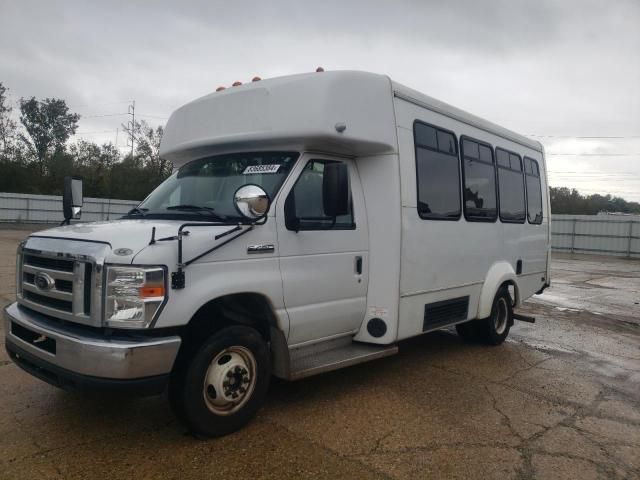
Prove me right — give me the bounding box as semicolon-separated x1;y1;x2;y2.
4;302;181;395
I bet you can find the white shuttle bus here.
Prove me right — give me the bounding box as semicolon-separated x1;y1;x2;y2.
5;70;550;436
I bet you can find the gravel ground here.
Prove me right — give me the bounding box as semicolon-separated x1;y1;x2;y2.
1;226;638;480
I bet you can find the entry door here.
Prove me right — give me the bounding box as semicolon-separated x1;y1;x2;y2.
276;155;369;345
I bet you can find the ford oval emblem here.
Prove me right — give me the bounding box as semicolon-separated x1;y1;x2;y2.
34;272;55;291
114;248;133;256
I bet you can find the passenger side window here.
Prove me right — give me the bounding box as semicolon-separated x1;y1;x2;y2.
524;157;543;224
285;159;355;231
414;122;461;220
461;138;497;221
496;148;526;223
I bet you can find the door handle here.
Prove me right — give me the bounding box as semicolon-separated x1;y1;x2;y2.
355;256;363;275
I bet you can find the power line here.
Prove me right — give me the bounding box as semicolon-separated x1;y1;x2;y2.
83;112;129;118
136;114;169;120
528;134;640;139
70;100;132;109
547;153;640;156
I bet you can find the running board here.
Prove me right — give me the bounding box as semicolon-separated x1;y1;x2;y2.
513;312;536;323
288;336;398;380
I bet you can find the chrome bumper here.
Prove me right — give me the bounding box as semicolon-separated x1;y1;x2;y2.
4;302;181;380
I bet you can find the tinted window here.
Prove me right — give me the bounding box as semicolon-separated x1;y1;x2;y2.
414;122;461;220
437;130;457;154
461;138;497;221
414;123;437;150
524;157;543;224
496;148;525;223
285;159;354;230
496;149;510;168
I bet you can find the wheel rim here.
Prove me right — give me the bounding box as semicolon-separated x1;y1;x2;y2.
202;346;257;416
494;297;508;335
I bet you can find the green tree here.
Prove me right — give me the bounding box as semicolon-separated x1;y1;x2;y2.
18;97;80;175
0;82;18;159
134;119;171;178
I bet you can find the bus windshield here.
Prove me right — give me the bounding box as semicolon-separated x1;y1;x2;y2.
136;152;299;220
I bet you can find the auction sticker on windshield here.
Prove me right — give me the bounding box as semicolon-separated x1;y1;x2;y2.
243;165;281;174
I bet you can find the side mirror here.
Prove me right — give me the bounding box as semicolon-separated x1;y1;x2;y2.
234;184;270;220
62;176;83;224
322;163;349;217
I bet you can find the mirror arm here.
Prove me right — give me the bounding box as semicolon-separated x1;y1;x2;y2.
171;221;256;290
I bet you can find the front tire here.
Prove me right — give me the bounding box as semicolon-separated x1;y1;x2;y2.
169;325;271;437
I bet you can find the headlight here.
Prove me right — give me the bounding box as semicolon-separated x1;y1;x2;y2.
104;266;166;328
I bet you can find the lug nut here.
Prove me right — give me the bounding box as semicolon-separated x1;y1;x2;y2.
227;371;233;378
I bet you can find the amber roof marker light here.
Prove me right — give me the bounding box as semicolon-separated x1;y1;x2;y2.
316;67;325;72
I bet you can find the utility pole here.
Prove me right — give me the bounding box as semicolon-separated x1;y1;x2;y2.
121;100;136;159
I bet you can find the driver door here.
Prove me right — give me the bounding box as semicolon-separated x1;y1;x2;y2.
276;155;369;345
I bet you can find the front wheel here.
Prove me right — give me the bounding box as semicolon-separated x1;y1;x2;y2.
169;325;271;437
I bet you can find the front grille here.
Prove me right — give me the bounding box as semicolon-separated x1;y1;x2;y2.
23;254;74;272
24;291;73;312
19;251;96;325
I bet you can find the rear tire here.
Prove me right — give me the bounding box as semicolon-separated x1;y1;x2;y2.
479;286;513;345
169;325;271;437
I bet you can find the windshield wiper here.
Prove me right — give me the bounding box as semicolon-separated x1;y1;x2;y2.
165;205;227;220
126;207;148;216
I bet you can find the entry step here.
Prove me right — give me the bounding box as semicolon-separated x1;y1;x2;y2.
289;336;398;380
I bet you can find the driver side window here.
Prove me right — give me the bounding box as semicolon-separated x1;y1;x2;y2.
285;159;355;231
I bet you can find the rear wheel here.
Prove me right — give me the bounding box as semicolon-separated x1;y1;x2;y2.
169;325;271;437
479;286;513;345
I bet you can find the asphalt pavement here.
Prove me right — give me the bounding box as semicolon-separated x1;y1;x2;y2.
1;227;638;479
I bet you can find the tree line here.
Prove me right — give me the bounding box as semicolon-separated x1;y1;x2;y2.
1;81;639;214
0;81;171;200
549;187;640;215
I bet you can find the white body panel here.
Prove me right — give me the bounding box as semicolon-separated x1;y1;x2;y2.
275;154;369;345
20;71;550;358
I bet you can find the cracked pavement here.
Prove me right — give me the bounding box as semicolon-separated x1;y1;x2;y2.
1;227;639;479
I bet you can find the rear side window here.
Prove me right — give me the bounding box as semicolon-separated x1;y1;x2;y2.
496;148;526;223
524;157;543;224
414;122;461;220
460;137;497;221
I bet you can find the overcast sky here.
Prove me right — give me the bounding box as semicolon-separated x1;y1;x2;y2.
1;0;639;200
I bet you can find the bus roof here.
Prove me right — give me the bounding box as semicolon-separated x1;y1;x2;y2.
160;70;542;165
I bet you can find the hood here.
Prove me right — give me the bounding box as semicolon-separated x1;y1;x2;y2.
30;219;237;263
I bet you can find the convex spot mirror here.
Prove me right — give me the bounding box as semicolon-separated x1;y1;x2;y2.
234;184;270;220
63;176;83;222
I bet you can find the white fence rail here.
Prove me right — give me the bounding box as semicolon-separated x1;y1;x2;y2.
0;192;139;223
2;193;639;258
551;214;640;258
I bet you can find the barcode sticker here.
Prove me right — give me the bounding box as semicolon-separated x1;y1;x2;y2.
243;165;281;174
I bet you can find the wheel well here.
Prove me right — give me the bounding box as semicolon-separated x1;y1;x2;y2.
175;293;279;369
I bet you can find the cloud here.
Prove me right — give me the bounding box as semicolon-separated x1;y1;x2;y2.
1;0;639;199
